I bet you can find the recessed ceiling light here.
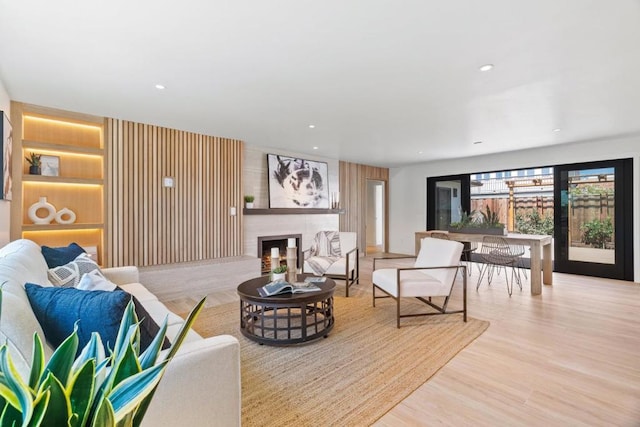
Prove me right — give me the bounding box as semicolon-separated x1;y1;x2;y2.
473;141;483;145
155;84;165;90
553;128;561;132
308;124;316;129
312;146;318;150
418;151;423;154
479;64;494;72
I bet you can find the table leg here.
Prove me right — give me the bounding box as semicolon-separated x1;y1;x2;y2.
542;242;553;285
530;242;542;295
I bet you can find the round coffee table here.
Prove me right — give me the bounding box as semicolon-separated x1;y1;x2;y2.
237;274;335;346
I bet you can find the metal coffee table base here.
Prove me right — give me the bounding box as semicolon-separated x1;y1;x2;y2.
240;297;334;345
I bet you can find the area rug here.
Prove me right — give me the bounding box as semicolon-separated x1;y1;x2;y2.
191;296;489;426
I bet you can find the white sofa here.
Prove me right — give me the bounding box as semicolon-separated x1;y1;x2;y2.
0;239;241;427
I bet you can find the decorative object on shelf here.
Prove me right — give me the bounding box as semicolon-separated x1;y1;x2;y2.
25;152;42;175
1;110;12;200
272;265;287;282
54;207;77;224
330;191;340;209
267;154;329;208
28;196;57;224
286;239;297;283
41;154;60;176
244;195;255;208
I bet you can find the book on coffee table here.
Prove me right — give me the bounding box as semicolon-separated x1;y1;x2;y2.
304;276;326;283
258;280;321;297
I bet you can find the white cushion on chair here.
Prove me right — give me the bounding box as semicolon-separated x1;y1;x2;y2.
373;238;463;299
415;237;463;287
372;269;452;297
303;257;355;276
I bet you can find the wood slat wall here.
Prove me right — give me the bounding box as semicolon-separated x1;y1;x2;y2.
106;119;244;267
339;161;389;252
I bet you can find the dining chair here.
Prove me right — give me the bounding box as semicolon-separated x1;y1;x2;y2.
476;236;523;296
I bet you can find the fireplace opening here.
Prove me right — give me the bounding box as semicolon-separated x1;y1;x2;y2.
258;234;303;274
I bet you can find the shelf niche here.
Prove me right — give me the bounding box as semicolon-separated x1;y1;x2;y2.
243;208;345;215
11;102;106;265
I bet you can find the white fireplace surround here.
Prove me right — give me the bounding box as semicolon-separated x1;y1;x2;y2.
244;214;339;261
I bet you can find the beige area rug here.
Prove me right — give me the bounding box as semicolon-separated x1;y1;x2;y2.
192;296;489;426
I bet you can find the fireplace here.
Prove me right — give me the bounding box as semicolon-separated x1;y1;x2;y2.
258;234;303;274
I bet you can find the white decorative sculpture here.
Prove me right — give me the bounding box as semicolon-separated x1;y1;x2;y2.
28;197;56;224
55;207;77;225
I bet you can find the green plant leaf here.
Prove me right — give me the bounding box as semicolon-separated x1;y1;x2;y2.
73;333;105;375
0;345;33;422
138;318;168;371
0;373;20;410
164;297;206;362
111;341;142;390
28;389;50;427
37;373;70;427
41;329;78;386
29;334;45;392
112;302;138;360
91;398;115;427
1;399;24;426
108;363;167;423
67;359;95;427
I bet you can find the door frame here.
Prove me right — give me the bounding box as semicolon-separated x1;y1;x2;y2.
426;174;471;230
553;158;634;280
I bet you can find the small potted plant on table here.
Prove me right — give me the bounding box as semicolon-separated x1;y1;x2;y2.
272;265;287;282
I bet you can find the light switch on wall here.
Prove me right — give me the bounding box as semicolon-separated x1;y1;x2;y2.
163;177;175;188
230;207;237;216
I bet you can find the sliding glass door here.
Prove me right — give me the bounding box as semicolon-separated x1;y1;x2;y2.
554;159;634;280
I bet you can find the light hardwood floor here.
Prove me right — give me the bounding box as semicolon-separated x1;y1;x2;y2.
160;256;640;426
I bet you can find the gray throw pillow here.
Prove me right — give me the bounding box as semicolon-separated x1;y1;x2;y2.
48;253;101;288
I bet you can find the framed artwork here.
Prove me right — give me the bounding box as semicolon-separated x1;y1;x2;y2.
267;154;329;208
41;155;60;176
0;111;12;200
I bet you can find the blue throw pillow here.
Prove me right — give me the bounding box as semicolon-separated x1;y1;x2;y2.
41;243;86;269
25;284;130;355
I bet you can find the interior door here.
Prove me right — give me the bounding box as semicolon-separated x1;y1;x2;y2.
554;158;634;280
365;180;385;254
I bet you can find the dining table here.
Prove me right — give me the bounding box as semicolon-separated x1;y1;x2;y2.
415;230;553;295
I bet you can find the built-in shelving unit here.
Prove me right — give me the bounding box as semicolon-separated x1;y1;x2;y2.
10;102;106;265
243;208;345;215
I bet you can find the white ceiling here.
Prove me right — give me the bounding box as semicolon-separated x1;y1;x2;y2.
1;0;639;167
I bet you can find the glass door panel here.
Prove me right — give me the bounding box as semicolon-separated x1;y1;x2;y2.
427;175;470;230
554;159;633;280
567;167;615;264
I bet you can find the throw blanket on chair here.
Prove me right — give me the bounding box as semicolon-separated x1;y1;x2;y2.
307;231;342;276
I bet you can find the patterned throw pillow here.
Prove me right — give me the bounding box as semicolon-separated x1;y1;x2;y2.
48;253;101;288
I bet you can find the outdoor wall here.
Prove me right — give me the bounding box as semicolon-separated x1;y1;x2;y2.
389;134;640;282
0;77;10;247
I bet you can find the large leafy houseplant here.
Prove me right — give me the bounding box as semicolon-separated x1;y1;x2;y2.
0;290;205;426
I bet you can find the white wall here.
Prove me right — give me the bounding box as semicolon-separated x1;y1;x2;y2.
389;135;640;282
0;77;10;247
